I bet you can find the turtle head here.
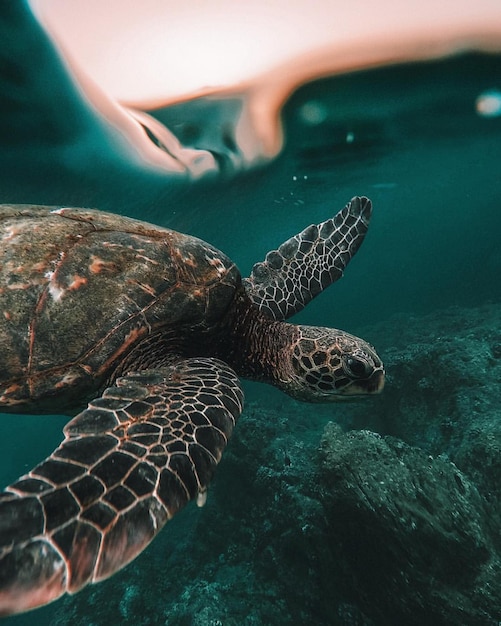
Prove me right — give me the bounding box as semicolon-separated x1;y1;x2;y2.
278;325;385;402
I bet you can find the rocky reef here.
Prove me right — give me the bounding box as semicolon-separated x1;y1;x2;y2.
319;425;500;625
53;301;501;625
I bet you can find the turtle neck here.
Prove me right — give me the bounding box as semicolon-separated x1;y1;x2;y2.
212;287;298;386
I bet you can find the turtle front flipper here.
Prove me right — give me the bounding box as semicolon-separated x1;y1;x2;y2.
243;196;372;320
0;358;243;616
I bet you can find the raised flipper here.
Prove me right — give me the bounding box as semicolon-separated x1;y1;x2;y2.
0;358;243;616
243;196;372;320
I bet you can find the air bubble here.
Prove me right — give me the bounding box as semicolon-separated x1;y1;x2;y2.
475;90;501;118
299;101;328;126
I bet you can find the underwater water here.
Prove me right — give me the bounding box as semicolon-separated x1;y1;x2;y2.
1;52;501;625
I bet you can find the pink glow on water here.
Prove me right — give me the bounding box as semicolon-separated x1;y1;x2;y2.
25;0;501;173
30;0;501;105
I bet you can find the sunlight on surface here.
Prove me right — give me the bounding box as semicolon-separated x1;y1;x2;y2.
30;0;501;105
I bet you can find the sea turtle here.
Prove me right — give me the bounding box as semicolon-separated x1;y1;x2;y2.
0;197;384;615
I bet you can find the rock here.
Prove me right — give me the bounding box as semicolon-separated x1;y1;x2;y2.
318;423;501;626
337;303;501;506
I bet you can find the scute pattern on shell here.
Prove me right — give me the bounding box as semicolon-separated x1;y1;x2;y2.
0;206;239;411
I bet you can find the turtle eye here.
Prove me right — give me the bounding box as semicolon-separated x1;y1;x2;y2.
344;356;371;378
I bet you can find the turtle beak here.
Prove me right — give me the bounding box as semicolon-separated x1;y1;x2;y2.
367;369;385;394
358;369;385;395
342;369;385;397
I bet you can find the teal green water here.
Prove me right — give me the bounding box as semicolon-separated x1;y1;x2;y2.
1;52;501;625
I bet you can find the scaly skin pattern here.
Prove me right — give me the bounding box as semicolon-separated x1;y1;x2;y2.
216;289;384;401
243;197;372;321
0;359;243;615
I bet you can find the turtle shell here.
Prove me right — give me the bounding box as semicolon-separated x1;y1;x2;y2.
0;206;239;412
